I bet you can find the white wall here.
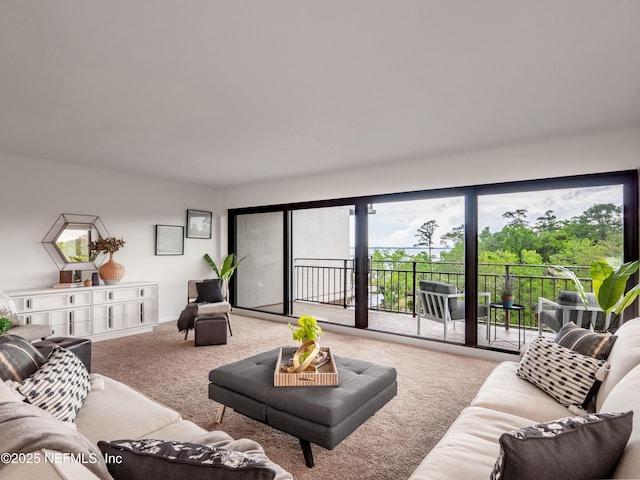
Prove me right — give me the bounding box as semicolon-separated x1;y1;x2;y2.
0;154;222;322
223;126;640;208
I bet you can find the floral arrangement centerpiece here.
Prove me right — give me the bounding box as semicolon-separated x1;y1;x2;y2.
89;236;126;285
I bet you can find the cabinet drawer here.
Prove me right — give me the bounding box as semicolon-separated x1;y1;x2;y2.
93;288;140;304
14;292;91;312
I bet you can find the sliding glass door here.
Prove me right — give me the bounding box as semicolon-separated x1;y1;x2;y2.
477;183;626;351
229;170;638;352
291;206;355;327
235;211;284;314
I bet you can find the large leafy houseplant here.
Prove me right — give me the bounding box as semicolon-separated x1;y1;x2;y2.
553;259;640;331
203;253;246;280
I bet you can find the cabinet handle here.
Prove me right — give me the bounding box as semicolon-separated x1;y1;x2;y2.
26;299;31;309
69;311;74;335
69;295;74;305
108;292;113;301
140;303;144;323
25;316;31;325
140;288;145;298
108;306;113;329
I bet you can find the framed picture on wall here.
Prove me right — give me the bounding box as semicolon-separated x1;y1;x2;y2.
186;209;212;239
155;225;184;255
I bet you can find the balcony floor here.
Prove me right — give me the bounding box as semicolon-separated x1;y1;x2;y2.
281;301;552;351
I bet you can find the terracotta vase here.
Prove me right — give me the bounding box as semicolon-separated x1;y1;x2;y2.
98;252;125;285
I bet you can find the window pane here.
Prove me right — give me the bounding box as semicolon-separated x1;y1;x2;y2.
236;212;284;313
478;185;624;351
367;197;468;343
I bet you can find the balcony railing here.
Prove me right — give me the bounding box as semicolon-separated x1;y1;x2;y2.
293;257;592;329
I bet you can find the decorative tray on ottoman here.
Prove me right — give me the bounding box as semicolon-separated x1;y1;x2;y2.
274;345;338;387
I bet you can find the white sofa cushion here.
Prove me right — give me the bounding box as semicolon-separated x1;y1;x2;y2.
471;362;572;423
600;363;640;478
74;374;181;444
597;318;640;411
408;406;538;480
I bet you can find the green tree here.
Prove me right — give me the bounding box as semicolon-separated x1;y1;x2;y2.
534;210;559;232
414;220;438;261
441;224;464;249
502;209;529;226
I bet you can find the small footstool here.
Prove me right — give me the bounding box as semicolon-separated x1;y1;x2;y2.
195;314;228;346
34;337;92;371
209;348;397;467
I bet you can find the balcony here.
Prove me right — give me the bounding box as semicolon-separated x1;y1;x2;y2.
292;258;593;351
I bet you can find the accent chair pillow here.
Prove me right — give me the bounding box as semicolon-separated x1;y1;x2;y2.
517;336;609;411
555;321;617;360
98;439;276;480
195;279;224;303
17;345;91;422
490;411;633;480
0;334;47;382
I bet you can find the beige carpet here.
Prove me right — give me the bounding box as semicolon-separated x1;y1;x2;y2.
92;314;499;480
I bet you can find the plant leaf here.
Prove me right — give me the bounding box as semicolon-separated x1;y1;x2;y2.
550;265;590;309
590;260;613;298
615;283;640;315
597;260;640;312
203;253;221;278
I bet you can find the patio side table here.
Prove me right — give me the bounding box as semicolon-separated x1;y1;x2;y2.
489;303;526;349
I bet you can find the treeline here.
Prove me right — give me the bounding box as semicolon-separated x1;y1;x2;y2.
411;203;622;267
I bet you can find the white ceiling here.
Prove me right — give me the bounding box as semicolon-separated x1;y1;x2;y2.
1;1;639;188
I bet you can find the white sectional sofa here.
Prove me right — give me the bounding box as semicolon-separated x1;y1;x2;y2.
0;340;292;480
409;318;640;479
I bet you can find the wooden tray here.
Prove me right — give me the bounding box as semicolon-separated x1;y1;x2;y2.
274;346;338;387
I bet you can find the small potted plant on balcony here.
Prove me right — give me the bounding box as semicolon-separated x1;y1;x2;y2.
499;275;515;308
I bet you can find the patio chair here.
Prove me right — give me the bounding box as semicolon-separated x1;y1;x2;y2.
537;290;611;334
416;280;490;339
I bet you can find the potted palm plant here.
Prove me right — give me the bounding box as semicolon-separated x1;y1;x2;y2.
203;253;246;281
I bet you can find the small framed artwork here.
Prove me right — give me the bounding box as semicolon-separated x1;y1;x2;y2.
155;225;184;255
186;209;212;239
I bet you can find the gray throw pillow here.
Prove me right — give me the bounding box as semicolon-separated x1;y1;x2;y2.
98;439;276;480
555;321;617;360
491;411;633;480
0;334;47;382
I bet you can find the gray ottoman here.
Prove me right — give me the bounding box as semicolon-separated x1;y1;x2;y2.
209;348;397;467
34;337;92;371
194;314;228;346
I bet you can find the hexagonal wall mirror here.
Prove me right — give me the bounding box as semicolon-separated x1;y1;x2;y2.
42;213;110;271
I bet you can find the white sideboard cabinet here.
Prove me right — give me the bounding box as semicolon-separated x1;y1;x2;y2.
8;282;158;340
